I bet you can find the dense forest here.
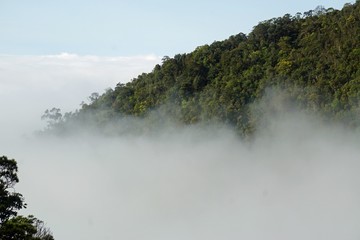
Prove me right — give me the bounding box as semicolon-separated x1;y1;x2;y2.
43;1;360;137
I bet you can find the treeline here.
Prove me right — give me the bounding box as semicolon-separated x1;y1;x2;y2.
44;1;360;136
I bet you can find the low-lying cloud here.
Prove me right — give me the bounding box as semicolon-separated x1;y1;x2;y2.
1;111;359;240
0;53;161;136
0;53;160;91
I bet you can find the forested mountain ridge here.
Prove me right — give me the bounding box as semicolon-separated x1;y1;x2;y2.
44;2;360;136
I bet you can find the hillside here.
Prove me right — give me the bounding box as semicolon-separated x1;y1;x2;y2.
43;2;360;136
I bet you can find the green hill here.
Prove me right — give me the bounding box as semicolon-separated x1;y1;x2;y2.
43;2;360;136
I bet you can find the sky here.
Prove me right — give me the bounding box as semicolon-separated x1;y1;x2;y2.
0;0;353;56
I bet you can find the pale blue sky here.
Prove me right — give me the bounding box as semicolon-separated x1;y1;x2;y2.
0;0;353;57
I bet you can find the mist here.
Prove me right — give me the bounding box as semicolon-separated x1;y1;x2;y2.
1;112;359;240
1;55;360;240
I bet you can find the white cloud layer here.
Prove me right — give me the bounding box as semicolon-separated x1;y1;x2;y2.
0;53;160;92
0;53;161;136
2;113;360;240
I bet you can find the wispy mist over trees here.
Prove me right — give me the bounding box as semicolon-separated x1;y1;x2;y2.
42;2;360;136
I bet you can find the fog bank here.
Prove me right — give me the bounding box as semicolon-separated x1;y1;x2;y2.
2;112;360;240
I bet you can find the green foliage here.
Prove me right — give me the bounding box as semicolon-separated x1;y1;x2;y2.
0;216;37;240
0;156;26;223
47;2;360;136
0;215;54;240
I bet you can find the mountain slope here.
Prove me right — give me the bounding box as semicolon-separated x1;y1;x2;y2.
45;2;360;136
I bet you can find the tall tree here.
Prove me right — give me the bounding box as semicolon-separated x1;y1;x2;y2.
0;156;25;223
0;156;54;240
